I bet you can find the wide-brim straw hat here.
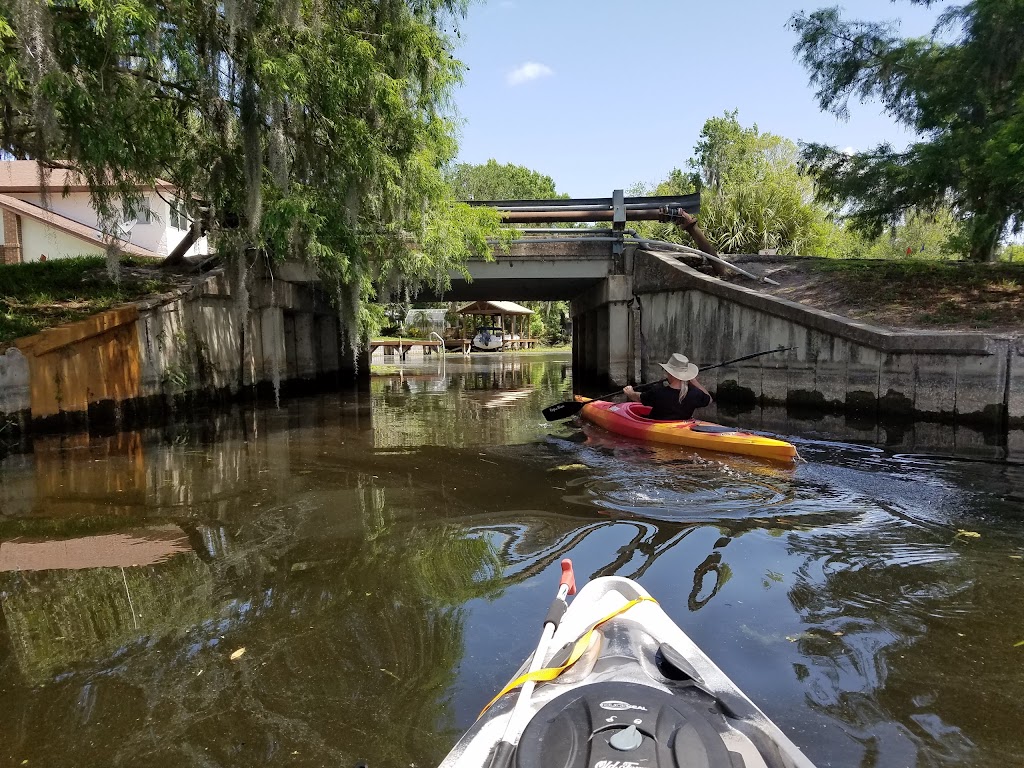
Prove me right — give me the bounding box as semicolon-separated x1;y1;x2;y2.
659;353;699;382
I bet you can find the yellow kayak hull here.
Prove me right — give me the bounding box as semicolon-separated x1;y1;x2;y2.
577;398;797;462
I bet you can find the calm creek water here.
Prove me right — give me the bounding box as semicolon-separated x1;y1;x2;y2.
1;353;1023;768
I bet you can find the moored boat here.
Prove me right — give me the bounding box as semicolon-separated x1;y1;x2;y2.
439;564;816;768
576;397;798;462
472;326;506;351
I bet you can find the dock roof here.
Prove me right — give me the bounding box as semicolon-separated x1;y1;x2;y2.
457;300;533;316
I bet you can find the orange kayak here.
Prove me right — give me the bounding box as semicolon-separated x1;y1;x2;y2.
576;397;798;462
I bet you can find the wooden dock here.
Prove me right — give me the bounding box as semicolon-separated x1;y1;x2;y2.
369;338;539;360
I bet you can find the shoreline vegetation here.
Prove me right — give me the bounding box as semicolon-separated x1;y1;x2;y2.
0;257;179;346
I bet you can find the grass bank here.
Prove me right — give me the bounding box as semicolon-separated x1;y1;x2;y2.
0;257;177;345
808;260;1024;329
739;257;1024;334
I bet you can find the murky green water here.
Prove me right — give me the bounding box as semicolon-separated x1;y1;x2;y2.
1;353;1023;768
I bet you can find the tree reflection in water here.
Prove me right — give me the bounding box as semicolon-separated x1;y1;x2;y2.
0;443;504;768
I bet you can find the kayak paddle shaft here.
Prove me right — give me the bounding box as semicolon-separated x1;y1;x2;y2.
541;382;657;421
487;559;577;768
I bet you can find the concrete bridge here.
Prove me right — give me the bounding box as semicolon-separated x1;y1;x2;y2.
278;236;626;303
271;190;1024;438
2;190;1020;452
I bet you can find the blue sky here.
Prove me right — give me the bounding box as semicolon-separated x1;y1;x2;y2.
450;1;945;197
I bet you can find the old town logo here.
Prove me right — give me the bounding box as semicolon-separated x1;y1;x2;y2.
599;700;648;712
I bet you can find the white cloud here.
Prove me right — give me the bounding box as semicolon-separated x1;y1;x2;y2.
841;146;856;156
507;61;553;86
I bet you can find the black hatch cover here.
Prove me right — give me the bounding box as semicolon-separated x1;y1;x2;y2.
515;681;745;768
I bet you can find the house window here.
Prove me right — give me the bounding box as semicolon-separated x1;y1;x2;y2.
170;199;189;230
136;199;152;225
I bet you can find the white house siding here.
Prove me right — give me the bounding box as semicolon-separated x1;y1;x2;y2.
8;190;208;258
135;194;170;254
146;196;209;257
9;191;95;230
186;235;210;257
20;217;105;262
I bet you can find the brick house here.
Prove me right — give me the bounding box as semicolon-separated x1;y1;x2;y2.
0;161;209;264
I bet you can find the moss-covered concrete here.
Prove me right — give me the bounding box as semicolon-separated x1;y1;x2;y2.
628;249;1022;430
0;266;369;436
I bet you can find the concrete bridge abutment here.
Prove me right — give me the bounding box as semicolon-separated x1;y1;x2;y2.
571;275;638;388
624;249;1023;431
569;247;1023;455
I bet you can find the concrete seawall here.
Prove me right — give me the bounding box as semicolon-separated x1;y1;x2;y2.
0;267;368;435
631;250;1023;432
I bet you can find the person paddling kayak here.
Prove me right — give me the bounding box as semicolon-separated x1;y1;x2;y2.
623;352;712;420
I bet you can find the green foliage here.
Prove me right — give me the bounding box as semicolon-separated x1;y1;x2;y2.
446;158;566;201
634;111;846;256
0;256;175;343
790;2;1024;261
632;110;970;261
520;300;569;344
0;0;502;335
860;207;961;259
1001;244;1024;262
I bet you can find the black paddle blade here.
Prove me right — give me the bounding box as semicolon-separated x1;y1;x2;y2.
542;400;585;421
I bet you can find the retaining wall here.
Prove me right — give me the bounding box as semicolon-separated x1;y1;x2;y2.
0;268;368;434
632;250;1023;429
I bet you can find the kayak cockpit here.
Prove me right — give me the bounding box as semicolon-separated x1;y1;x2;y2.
440;576;817;768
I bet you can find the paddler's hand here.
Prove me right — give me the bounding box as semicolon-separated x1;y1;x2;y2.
623;386;640;402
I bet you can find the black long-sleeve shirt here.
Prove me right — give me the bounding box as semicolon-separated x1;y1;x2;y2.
640;382;711;420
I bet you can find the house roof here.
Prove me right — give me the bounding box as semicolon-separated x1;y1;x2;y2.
458;300;534;316
0;193;162;259
0;160;174;193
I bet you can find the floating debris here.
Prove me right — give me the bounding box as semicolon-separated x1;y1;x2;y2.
553;463;589;471
230;647;246;661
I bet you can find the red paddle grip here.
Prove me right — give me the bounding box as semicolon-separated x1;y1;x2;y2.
560;558;576;596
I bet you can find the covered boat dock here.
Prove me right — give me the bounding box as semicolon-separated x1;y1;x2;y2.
458;300;538;350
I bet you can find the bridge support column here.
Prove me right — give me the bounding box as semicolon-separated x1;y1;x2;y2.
572;312;584;379
571;276;636;388
318;315;340;379
258;306;286;384
293;313;318;380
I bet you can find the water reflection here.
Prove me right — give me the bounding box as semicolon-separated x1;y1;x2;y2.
0;524;192;571
372;355;570;448
0;354;1022;767
0;396;508;767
